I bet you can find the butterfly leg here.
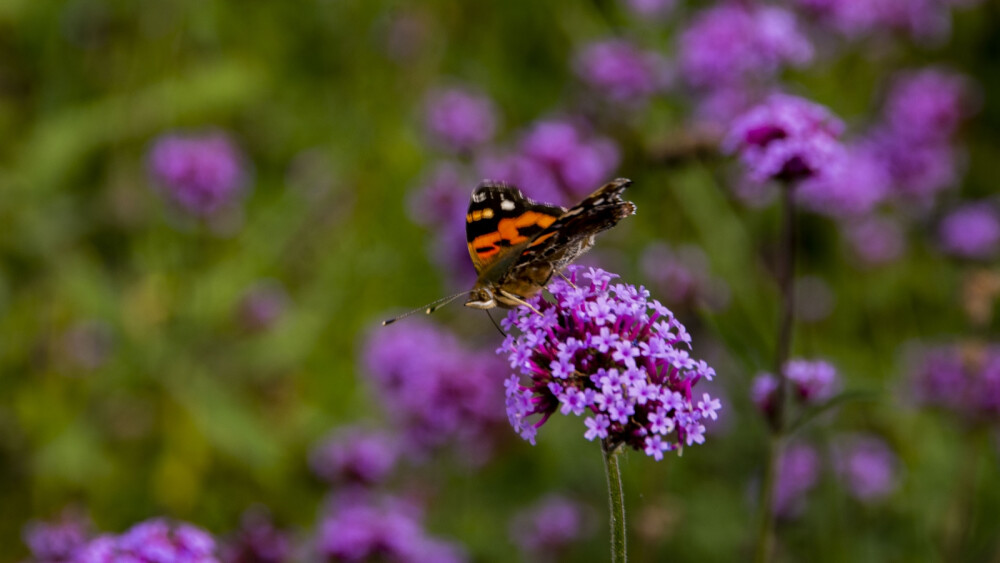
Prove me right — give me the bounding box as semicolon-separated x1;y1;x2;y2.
496;289;544;317
557;271;578;289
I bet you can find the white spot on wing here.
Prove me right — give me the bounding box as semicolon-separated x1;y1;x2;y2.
500;199;516;211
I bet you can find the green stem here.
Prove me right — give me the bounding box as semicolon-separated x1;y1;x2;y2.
602;440;627;563
754;185;798;563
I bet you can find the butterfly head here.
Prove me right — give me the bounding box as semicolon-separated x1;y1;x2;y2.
464;287;496;310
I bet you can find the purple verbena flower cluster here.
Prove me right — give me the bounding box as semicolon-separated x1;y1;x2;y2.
498;266;720;460
773;443;821;518
508;496;590;557
365;319;507;462
640;242;729;311
77;519;217;563
219;508;292;563
424;87;499;152
833;434;900;502
23;510;90;563
939;202;1000;260
678;4;812;91
148;131;247;217
752;359;839;420
724;93;846;185
910;344;1000;420
478;119;621;205
309;426;398;486
573;39;669;103
317;492;466;563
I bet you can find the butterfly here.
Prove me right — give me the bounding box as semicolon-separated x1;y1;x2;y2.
383;178;636;325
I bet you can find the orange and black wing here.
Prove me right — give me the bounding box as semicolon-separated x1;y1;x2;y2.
504;178;636;281
465;181;565;274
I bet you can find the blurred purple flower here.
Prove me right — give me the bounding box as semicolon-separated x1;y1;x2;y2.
238;281;290;332
678;4;812;90
317;492;466;563
148;131;247;216
842;216;906;266
692;87;755;131
364;319;506;462
475;152;564;205
408;163;478;284
939;203;1000;260
622;0;676;19
864;131;959;201
424;87;499;152
220;508;291;563
640;242;729;311
833;435;900;502
499;266;720;458
573;39;669;103
773;443;821;517
910;344;1000;419
797;146;890;218
77;519;217;563
724;93;846;185
796;0;950;41
23;510;90;563
509;496;591;557
884;69;972;145
752;358;839;419
309;427;398;486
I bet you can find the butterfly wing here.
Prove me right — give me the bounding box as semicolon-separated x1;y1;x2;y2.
466;181;565;275
500;178;636;287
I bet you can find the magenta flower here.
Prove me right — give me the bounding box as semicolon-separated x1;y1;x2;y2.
23;510;91;563
884;69;972;145
424;86;499;152
509;496;591;557
148;131;247;216
220;507;291;563
317;492;466;563
364;319;507;462
407;163;478;283
498;266;720;459
573;39;669;103
797;146;890;218
678;4;812;89
724;94;846;185
833;435;900;502
752;359;839;421
939;203;1000;260
309;426;399;486
910;344;1000;420
773;443;821;518
77;519;217;563
842;216;906;266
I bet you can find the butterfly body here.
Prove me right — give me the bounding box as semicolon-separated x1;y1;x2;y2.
464;178;636;310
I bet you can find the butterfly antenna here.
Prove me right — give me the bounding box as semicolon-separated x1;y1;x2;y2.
381;291;469;326
485;309;506;337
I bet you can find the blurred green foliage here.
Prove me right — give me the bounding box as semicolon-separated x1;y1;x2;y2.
1;1;999;562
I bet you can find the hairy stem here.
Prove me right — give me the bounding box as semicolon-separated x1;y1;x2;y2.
603;440;627;563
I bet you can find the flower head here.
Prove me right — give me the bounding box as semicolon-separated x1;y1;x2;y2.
424;87;499;152
842;216;906;266
23;510;91;563
678;5;812;89
219;507;291;563
724;94;845;185
910;344;1000;420
364;320;507;462
498;266;719;458
148;131;247;216
76;519;217;563
752;359;839;420
573;39;669;103
884;69;972;145
939;203;1000;260
509;496;591;557
317;492;466;563
309;426;399;486
833;435;900;502
773;443;821;518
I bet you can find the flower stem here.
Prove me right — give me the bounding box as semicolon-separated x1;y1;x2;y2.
602;440;627;563
754;184;798;563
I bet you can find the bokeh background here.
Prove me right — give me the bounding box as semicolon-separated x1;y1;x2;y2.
3;0;1000;561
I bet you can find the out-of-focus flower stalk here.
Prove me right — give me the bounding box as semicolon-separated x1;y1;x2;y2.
602;440;627;563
